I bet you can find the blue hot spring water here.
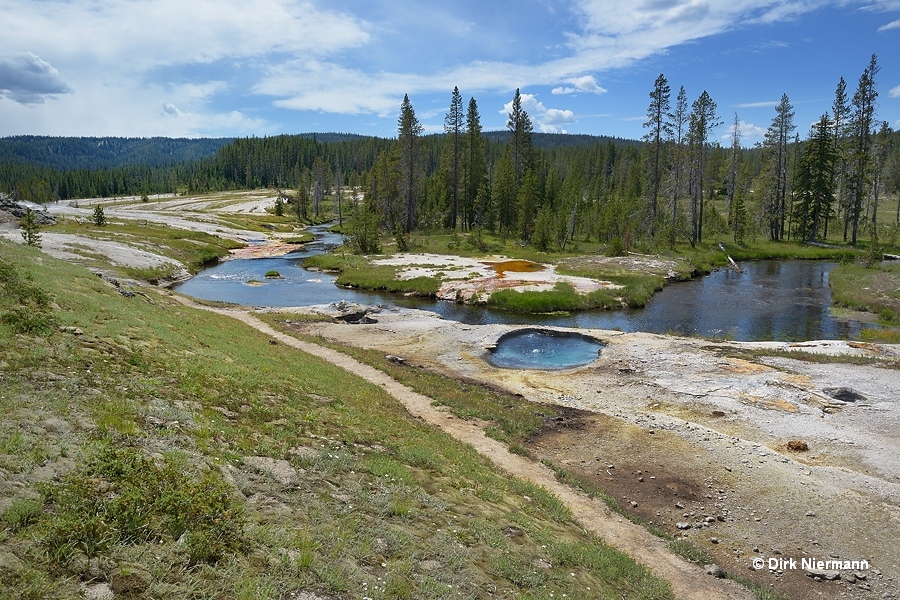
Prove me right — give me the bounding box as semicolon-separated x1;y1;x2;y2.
488;329;603;370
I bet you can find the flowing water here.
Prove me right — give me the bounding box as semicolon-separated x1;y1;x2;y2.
176;225;874;341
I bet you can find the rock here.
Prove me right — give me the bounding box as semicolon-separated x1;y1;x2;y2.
787;440;809;452
242;456;297;487
806;511;816;517
822;387;866;403
82;583;114;600
0;551;25;574
705;564;726;578
0;195;56;225
806;568;840;580
676;522;692;530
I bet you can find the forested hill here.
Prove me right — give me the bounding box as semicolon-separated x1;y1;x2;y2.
0;136;233;171
0;132;635;173
483;131;641;149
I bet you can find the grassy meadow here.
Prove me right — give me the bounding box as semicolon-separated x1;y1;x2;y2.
0;238;672;599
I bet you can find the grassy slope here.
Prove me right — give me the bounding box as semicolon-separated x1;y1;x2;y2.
0;239;671;599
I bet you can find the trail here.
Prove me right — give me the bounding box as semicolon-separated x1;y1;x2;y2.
177;296;752;600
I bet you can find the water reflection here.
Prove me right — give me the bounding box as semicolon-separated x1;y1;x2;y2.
176;226;873;341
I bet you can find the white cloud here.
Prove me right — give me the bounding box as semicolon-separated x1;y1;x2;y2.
890;84;900;99
877;19;900;31
500;93;576;133
722;119;766;141
0;52;72;104
162;103;184;118
552;75;607;95
735;100;781;108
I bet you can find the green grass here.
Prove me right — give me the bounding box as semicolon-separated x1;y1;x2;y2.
305;253;441;297
830;261;900;326
0;238;672;599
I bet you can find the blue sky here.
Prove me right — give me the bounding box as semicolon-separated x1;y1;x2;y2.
1;0;899;145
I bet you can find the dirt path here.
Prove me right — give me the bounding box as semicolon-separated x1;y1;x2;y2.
174;296;752;600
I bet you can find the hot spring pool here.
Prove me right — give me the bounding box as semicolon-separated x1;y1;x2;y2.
488;329;603;370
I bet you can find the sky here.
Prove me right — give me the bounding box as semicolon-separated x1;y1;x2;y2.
1;0;899;146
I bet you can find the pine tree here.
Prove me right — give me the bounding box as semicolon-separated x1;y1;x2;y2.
440;87;465;230
687;90;721;246
642;74;672;236
847;54;879;245
397;94;424;233
761;94;796;240
831;77;850;239
463;97;486;230
667;85;690;248
506;89;534;187
726;113;741;214
92;205;106;226
793;114;837;242
492;149;517;240
20;208;41;247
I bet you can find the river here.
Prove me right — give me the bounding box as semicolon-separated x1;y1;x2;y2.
175;225;873;341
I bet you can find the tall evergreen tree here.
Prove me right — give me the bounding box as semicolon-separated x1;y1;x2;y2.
831;77;851;239
687;90;721;245
506;89;534;187
492;149;517;240
793;114;837;242
847;54;879;245
440;87;465;229
726;113;742;214
761;94;796;240
642;74;672;236
667;85;690;247
463;97;486;230
397;94;424;233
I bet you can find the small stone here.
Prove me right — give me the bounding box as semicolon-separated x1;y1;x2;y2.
630;501;638;508
675;502;685;509
705;564;726;578
806;511;816;517
676;522;692;530
805;568;840;581
710;537;719;544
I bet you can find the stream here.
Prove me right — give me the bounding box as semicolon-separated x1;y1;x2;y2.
175;225;874;341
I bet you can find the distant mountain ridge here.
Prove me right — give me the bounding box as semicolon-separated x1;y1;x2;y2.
0;132;640;172
0;136;234;171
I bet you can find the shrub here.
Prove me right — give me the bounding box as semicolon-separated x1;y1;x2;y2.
0;258;56;334
40;446;245;564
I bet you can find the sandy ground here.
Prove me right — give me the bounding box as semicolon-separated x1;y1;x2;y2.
271;305;900;600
